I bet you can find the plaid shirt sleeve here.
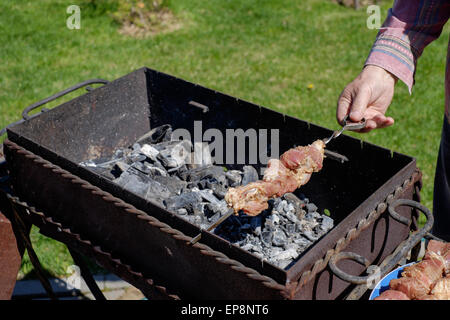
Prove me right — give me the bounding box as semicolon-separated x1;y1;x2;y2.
365;0;450;93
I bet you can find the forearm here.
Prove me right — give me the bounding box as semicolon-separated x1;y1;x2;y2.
365;0;450;93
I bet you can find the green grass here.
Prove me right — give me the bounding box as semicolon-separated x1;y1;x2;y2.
1;0;447;277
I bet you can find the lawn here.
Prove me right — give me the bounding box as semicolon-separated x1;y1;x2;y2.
1;0;448;278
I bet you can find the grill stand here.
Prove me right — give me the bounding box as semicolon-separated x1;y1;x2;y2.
0;151;433;300
0;72;432;299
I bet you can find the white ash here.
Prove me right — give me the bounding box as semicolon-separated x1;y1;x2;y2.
79;124;334;270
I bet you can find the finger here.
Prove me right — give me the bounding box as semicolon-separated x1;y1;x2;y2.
336;91;351;125
357;118;377;133
377;116;395;129
371;114;395;129
349;86;371;122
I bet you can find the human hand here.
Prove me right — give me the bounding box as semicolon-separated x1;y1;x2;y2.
337;65;397;133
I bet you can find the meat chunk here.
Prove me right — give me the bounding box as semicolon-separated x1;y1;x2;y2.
224;182;271;216
225;140;325;216
280;140;324;171
424;240;450;273
429;275;450;300
374;290;410;300
389;276;431;300
389;255;445;299
380;240;450;300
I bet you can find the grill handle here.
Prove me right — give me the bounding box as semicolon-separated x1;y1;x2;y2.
1;79;109;136
328;199;434;286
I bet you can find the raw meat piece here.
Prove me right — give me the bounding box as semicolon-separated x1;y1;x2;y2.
429;275;450;300
424;240;450;273
389;276;431;300
374;290;410;300
380;240;450;300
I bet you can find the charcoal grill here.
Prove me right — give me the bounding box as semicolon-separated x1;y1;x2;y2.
1;67;430;299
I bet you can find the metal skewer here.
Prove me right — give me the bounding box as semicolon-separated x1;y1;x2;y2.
323;115;366;145
190;208;235;245
191;115;366;245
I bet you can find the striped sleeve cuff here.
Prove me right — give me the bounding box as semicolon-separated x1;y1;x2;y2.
365;33;418;94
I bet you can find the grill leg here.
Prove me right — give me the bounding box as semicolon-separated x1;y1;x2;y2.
8;202;58;300
67;247;106;300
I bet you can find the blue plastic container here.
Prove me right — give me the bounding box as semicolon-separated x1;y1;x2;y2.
369;262;416;300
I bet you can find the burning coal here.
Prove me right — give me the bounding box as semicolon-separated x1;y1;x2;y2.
79;124;334;269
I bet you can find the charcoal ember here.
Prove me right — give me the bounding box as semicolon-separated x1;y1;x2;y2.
305;203;318;213
225;170;242;187
206;211;220;223
197;189;220;205
130;161;151;175
127;152;146;164
186;180;205;190
144;155;166;170
260;230;273;247
113;167;147;189
305;211;321;222
153;140;186;152
193;202;206;216
274;199;287;213
113;148;125;159
79;159;96;167
294;236;312;249
168;164;187;175
111;161;130;177
173;165;188;179
132;143;141;152
283;193;303;207
242;165;259;185
136;124;173;145
205;180;227;199
145;181;172;205
241;243;254;252
180;165;225;182
146;165;168;178
249;216;263;234
251;243;263;253
283;223;296;235
157;141;191;168
197;189;230;215
164;191;203;213
140;144;159;161
191;214;204;226
266;213;280;226
285;212;299;224
303;230;319;242
153;175;187;195
267;247;283;258
253;226;262;236
272;230;287;247
113;168;171;203
177;208;188;216
320;215;334;231
273;247;298;261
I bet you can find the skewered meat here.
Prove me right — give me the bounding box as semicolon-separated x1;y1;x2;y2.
225;140;325;216
375;240;450;300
